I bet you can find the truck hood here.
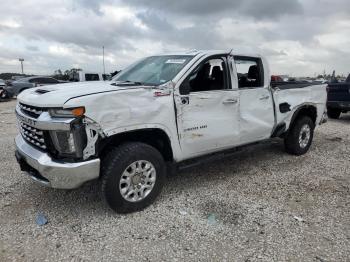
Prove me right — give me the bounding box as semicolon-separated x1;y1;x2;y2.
17;81;143;107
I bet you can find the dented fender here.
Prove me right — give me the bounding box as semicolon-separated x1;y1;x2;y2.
64;87;183;161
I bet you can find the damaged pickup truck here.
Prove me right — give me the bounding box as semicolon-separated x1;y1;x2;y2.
15;50;327;213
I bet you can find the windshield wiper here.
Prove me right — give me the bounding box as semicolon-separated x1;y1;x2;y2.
111;80;144;86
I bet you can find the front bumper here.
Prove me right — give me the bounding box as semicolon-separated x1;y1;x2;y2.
15;135;100;189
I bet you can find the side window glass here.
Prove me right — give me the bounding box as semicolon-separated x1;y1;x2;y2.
234;58;263;88
42;78;58;84
186;58;226;93
29;78;39;83
37;78;45;84
37;78;56;84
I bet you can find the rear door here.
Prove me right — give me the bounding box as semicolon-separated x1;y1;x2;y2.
175;55;240;157
233;56;275;144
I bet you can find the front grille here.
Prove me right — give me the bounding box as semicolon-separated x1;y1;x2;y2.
19;103;44;119
19;122;47;150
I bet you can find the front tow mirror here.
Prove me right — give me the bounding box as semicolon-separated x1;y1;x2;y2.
180;81;190;95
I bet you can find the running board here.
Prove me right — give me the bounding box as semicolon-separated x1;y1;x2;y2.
176;140;268;171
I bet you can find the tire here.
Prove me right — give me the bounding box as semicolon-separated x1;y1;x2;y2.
284;116;315;156
327;108;341;119
101;142;166;213
0;89;9;99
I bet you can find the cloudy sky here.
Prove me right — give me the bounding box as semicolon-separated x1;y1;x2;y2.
0;0;349;76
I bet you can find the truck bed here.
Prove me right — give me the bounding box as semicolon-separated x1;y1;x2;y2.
273;83;327;127
327;82;350;111
327;83;350;102
271;81;323;90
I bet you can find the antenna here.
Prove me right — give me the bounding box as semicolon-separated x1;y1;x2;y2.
19;58;24;74
102;46;106;76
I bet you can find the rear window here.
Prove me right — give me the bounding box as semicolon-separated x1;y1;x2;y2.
85;74;100;81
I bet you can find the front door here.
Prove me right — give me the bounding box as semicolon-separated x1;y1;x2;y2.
175;56;240;158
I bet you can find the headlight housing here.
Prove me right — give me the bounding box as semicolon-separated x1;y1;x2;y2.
49;107;85;118
48;115;87;159
49;131;76;154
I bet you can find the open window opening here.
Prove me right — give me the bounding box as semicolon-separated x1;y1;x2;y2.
181;57;228;94
234;57;264;88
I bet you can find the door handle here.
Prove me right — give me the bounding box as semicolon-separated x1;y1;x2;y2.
259;95;270;100
223;98;238;104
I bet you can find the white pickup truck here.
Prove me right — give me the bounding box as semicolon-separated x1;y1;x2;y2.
15;50;327;213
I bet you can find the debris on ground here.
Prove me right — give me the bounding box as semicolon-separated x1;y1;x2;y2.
207;213;217;225
179;209;188;215
293;216;304;222
35;213;48;226
326;137;343;142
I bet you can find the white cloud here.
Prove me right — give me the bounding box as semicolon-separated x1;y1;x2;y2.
0;0;348;76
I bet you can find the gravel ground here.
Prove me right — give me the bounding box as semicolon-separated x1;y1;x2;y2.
0;99;349;261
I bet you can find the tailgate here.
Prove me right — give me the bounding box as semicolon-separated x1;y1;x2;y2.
327;83;350;102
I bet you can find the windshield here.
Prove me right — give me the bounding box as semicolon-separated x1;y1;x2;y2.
113;55;194;86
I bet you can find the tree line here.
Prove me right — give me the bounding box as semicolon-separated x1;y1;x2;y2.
0;68;120;81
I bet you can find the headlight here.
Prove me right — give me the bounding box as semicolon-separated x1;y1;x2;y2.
49;107;85;118
49;122;87;158
49;131;76;154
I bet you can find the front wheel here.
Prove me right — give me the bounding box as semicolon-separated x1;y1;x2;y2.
101;142;166;213
284;116;315;155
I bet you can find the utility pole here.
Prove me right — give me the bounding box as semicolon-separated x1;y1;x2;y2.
19;58;24;74
102;46;106;76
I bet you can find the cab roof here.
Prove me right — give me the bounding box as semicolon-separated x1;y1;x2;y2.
158;49;263;58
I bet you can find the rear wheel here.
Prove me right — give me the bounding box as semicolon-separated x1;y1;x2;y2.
101;142;166;213
327;108;341;119
284;116;315;155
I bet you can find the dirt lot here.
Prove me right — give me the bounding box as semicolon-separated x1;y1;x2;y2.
0;99;349;261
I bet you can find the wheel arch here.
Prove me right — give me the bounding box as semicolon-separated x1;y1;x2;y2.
288;104;317;131
99;128;174;162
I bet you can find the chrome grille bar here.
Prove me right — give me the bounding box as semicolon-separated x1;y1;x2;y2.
19;103;43;118
18;122;47;150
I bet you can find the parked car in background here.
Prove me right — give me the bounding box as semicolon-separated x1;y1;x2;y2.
11;75;26;81
327;74;350;119
1;76;62;98
271;75;284;82
69;71;106;82
0;79;5;89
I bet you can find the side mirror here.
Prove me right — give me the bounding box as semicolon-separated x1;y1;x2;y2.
180;81;191;95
